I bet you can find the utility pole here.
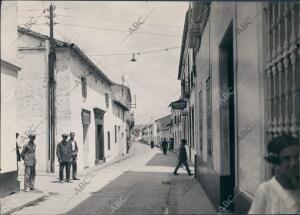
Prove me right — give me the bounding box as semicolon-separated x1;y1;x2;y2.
48;4;56;173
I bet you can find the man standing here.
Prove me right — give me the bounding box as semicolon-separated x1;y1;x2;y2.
173;139;193;176
150;140;154;149
56;133;72;183
161;138;168;155
21;134;37;191
68;132;79;180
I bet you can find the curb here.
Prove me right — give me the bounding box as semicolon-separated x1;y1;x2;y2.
4;151;135;215
2;193;49;215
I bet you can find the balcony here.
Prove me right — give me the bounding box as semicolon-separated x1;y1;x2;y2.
189;22;202;48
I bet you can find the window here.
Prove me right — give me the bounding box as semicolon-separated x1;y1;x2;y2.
117;107;120;118
263;3;300;177
107;131;111;150
115;125;117;143
199;91;203;153
118;126;121;143
206;74;213;162
81;76;87;98
105;93;109;108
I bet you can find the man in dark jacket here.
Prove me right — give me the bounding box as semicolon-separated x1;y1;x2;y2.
173;139;193;176
68;132;79;180
161;138;168;155
21;134;37;191
56;133;72;183
150;140;154;149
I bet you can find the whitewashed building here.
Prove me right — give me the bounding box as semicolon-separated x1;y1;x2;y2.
16;27;132;173
0;1;21;197
180;2;300;214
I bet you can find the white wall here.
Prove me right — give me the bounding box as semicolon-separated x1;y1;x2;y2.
1;1;18;65
195;2;265;196
17;34;48;172
1;66;19;173
0;1;20;173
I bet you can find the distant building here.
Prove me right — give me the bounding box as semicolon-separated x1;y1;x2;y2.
171;108;182;151
154;114;173;149
111;84;134;156
16;27;133;172
0;1;22;197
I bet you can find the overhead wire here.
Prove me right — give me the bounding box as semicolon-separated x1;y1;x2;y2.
87;45;181;57
55;6;180;20
56;22;181;38
55;14;181;28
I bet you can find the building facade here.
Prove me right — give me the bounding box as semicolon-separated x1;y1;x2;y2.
179;2;300;214
171;108;183;151
154;114;173;148
16;27;133;173
111;84;134;156
0;1;21;197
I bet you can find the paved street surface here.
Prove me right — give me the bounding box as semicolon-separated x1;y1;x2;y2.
13;142;215;215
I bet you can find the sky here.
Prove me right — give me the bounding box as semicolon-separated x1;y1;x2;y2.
16;1;189;125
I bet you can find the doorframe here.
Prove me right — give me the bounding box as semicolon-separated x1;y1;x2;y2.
93;108;105;164
218;20;236;211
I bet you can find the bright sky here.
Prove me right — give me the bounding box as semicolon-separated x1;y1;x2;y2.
17;1;189;125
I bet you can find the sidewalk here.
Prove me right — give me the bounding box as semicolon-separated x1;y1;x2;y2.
0;151;134;215
167;175;217;214
146;150;217;214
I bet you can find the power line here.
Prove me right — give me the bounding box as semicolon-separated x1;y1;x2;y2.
87;45;181;57
55;6;180;20
54;14;181;28
57;22;181;38
12;8;48;44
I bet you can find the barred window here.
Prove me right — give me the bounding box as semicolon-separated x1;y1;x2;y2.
105;93;109;108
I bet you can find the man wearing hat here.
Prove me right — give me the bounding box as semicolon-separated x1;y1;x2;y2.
21;133;37;192
173;139;193;176
56;133;72;183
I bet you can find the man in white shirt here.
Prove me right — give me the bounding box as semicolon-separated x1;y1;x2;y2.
248;135;299;214
68;132;79;180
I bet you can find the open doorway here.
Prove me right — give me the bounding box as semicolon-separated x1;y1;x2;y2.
219;22;235;212
96;124;104;161
94;108;105;163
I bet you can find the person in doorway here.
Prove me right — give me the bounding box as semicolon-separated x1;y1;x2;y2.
56;133;72;183
21;133;37;191
16;133;21;170
161;138;168;155
248;135;299;214
173;139;193;176
68;132;79;180
150;140;154;149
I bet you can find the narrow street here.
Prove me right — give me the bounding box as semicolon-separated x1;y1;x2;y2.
2;2;299;215
12;142;215;215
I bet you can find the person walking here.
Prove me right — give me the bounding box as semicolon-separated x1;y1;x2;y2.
68;132;79;180
56;133;72;183
20;133;37;191
173;139;193;176
248;135;299;214
150;140;154;149
161;138;168;155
